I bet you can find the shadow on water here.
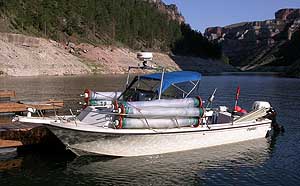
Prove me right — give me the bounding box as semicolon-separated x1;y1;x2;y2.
267;127;285;155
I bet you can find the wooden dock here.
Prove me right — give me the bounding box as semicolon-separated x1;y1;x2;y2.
0;122;42;148
0;100;64;113
0;90;65;154
0;120;61;149
0;90;63;113
0;120;65;170
0;90;16;99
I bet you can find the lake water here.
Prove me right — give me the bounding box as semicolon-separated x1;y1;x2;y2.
1;74;300;185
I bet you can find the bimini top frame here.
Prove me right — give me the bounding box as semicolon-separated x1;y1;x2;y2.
122;66;202;100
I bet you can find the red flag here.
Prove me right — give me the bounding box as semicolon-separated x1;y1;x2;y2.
235;86;240;100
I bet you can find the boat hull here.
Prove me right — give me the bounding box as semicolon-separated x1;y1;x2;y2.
46;120;271;157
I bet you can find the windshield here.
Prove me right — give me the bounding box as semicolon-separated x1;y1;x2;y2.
131;78;161;92
122;78;160;101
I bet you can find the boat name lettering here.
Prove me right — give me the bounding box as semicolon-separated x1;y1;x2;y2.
247;127;257;131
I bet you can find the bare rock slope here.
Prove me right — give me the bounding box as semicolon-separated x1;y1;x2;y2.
0;33;91;76
0;33;181;76
0;33;235;77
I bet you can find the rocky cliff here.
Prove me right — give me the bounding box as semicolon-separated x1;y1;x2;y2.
204;8;300;76
146;0;185;24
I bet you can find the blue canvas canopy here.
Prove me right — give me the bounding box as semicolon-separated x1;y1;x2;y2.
140;71;202;92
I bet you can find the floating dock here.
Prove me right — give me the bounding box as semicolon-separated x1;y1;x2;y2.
0;120;65;170
0;90;63;113
0;90;16;99
0;121;47;148
0;90;64;150
0;100;64;113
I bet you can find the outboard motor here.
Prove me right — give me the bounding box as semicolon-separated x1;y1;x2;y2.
252;101;284;133
252;101;271;110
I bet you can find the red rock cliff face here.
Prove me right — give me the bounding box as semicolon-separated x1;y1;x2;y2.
146;0;185;24
204;8;300;69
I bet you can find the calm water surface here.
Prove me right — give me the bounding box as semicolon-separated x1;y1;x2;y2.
0;74;300;186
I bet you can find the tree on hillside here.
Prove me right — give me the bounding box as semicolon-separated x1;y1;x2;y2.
280;30;300;64
1;0;222;59
172;24;222;58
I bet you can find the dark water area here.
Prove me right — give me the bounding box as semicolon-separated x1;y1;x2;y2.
1;74;300;185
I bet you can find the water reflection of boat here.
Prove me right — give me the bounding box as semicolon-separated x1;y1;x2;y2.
66;139;270;185
13;54;277;157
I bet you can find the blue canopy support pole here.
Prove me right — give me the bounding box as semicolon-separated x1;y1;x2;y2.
158;68;165;100
140;71;202;93
172;83;188;95
185;80;200;98
125;67;131;88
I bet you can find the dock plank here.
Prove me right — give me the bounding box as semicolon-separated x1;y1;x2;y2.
0;100;63;113
0;90;16;98
0;139;23;148
0;102;26;113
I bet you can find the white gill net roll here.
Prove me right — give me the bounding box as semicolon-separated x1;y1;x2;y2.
121;118;198;129
88;91;122;100
124;98;200;108
125;107;204;118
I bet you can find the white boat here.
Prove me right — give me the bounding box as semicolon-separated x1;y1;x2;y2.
13;66;277;157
